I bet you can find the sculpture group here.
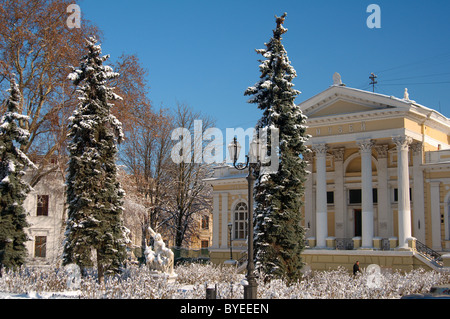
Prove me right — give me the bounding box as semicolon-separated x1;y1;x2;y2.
144;227;175;277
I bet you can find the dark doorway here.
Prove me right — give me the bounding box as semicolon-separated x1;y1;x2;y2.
354;209;362;237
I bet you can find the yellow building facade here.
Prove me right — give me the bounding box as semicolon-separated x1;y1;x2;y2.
207;77;450;272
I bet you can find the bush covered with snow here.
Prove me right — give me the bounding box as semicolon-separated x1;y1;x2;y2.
0;263;448;299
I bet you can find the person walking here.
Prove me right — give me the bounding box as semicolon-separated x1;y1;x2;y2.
353;260;361;276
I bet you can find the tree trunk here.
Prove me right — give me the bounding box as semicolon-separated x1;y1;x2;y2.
97;249;104;285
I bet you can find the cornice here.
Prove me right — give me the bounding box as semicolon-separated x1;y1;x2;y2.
306;108;405;127
300;85;450;134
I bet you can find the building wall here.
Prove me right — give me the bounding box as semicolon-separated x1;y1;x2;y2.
208;85;450;271
303;144;450;248
188;211;213;250
23;170;66;266
302;250;434;272
207;167;249;264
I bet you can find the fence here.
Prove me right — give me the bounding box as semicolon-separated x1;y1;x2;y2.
172;247;210;265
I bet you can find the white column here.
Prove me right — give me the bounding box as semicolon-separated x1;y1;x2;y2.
358;139;374;248
393;136;413;249
212;193;220;248
220;193;228;249
313;144;328;248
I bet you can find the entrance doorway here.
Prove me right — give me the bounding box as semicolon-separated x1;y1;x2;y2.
354;209;362;237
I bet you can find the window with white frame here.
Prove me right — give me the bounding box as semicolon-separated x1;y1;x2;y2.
34;236;47;258
37;195;49;216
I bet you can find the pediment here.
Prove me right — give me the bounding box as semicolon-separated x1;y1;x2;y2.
311;99;386;118
299;85;410;119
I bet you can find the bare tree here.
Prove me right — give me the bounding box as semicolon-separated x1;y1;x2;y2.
0;2;150;188
120;106;175;262
0;0;101;186
121;103;215;252
165;103;214;249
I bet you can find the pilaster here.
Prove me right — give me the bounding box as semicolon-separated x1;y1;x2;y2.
220;193;229;249
212;193;220;248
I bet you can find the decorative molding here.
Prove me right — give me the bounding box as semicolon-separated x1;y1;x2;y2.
393;136;413;151
410;142;423;156
332;148;345;162
312;143;328;157
357;139;375;153
374;144;389;159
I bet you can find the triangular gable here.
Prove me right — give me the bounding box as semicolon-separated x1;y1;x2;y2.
299;85;411;119
311;99;385;118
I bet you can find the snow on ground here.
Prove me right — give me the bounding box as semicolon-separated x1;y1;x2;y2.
0;290;81;299
0;263;448;299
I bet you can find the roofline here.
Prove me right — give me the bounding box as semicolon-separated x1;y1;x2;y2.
298;84;449;124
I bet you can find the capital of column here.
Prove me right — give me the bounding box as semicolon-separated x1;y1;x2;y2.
410;142;423;156
332;147;345;162
312;143;328;157
393;136;413;151
357;139;375;153
374;144;389;159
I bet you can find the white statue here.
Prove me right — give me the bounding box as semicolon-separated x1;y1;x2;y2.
64;264;81;290
333;72;343;86
145;227;175;276
404;88;410;101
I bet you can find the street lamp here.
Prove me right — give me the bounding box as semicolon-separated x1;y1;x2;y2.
228;222;233;261
227;136;260;299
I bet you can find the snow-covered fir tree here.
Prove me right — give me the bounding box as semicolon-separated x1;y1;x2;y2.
62;37;129;282
245;13;310;283
0;76;36;270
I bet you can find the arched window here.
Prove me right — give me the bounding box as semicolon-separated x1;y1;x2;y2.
234;202;248;240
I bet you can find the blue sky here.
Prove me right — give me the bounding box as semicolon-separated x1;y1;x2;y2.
80;0;450;133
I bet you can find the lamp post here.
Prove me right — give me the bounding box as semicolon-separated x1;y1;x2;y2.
228;136;260;299
228;222;233;261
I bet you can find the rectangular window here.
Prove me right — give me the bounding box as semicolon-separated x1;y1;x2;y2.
37;195;49;216
34;236;47;258
373;189;378;204
201;215;209;229
327;191;334;204
349;189;362;204
393;188;412;202
201;240;209;248
348;189;378;204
